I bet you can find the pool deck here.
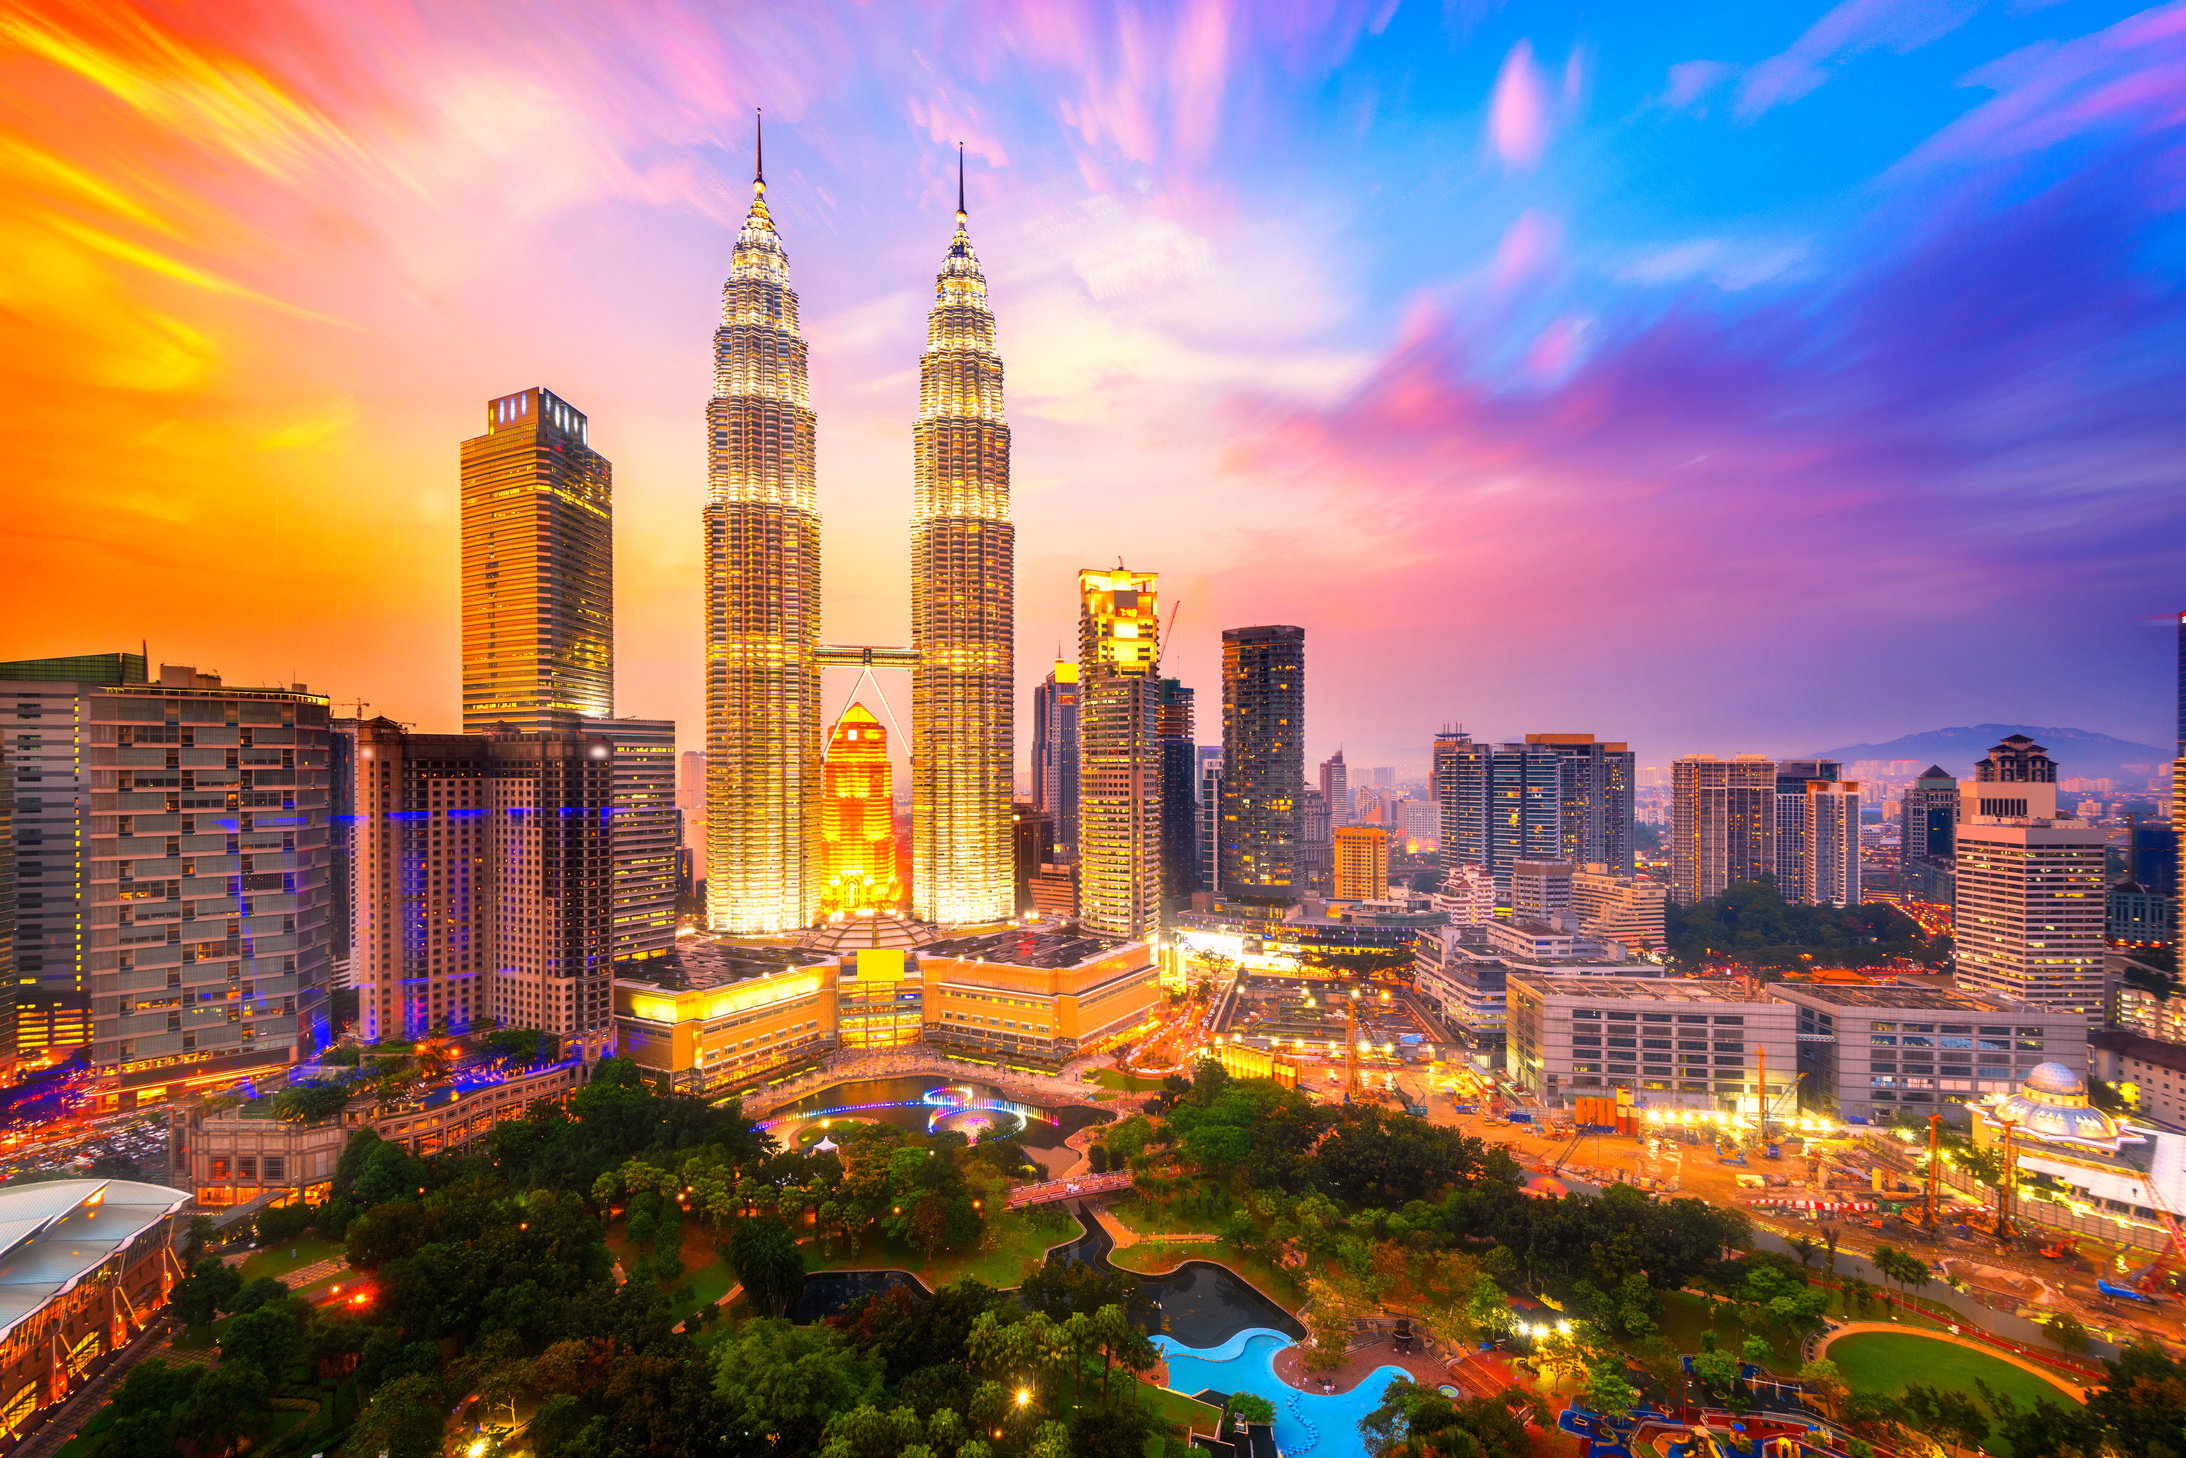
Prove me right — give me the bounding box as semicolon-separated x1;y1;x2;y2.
1271;1334;1473;1396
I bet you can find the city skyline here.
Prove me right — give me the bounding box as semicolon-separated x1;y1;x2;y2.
5;1;2184;774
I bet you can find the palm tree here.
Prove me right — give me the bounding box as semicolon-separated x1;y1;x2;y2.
1820;1225;1842;1277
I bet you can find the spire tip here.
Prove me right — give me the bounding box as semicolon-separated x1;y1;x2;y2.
956;141;966;220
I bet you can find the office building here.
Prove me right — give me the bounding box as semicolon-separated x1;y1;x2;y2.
1297;787;1333;895
1803;780;1863;908
676;749;707;882
0;1180;192;1450
1414;919;1658;1049
1197;754;1224;892
0;658;339;1107
1966;734;2062;819
592;718;678;967
910;170;1014;929
1901;765;1959;866
1432;863;1498;928
1434;735;1563;892
1011;803;1052;913
0;739;14;1077
1332;825;1390;902
1506;976;1796;1111
1525;734;1636;875
1570;865;1668;948
459;388;613;734
1772;759;1840;898
817;705;903;918
1028;863;1079;920
1218;626;1305;899
1399;797;1441;853
1320;750;1352;828
1511;860;1575;925
352;718;615;1057
1076;569;1163;939
705;133;821;935
1773;982;2084;1123
1669;754;1776;902
1156;679;1199;902
1955;817;2106;1012
1031;660;1081;857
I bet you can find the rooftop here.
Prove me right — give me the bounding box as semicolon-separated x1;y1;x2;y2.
0;1179;190;1338
920;926;1128;970
1509;976;1769;1004
619;938;832;992
2092;1028;2186;1077
1772;982;2032;1012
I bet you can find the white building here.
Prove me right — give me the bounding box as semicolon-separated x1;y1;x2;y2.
1507;975;1797;1112
1571;865;1668;948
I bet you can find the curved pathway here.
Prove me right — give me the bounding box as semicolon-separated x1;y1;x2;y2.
1818;1322;2091;1401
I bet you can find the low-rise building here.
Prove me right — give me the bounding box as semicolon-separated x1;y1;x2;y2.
1413;918;1655;1052
1570;865;1668;948
0;1179;190;1451
1966;1063;2186;1255
1770;981;2086;1124
1506;976;1796;1111
2090;1028;2186;1129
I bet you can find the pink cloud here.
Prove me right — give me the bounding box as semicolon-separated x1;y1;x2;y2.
1488;39;1549;169
1490;210;1560;290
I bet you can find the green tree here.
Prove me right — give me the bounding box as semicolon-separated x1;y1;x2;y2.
218;1301;304;1379
724;1215;806;1318
713;1317;883;1453
169;1255;241;1327
1228;1391;1277;1431
176;1360;271;1457
1584;1358;1641;1419
273;1080;351;1123
350;1370;448;1458
2044;1310;2090;1353
1690;1349;1741;1394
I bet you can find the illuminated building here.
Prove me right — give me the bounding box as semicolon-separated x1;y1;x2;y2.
1966;1062;2186;1256
705;122;821;935
0;741;13;1078
1954;817;2105;1012
459;388;613;733
1802;780;1863;907
1772;759;1840;899
1432;864;1498;927
1011;803;1052;914
1077;569;1164;939
1525;735;1636;875
1774;982;2083;1122
0;659;339;1107
1965;734;2060;819
1156;679;1199;903
1669;754;1776;902
1507;976;1794;1111
351;718;614;1058
1415;918;1657;1050
1901;765;1958;865
1198;755;1225;891
1332;825;1390;901
0;1179;191;1450
1032;661;1081;856
1218;625;1304;900
1510;860;1574;923
1570;865;1667;947
1297;787;1333;894
1320;749;1352;827
614;928;1157;1091
820;704;903;916
593;719;679;967
911;164;1015;929
1435;735;1563;893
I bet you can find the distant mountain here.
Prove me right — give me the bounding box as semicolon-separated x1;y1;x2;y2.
1807;724;2169;783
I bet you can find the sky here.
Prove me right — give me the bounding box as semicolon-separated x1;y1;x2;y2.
3;0;2183;777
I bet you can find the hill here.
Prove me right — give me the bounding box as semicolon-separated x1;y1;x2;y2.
1808;724;2167;783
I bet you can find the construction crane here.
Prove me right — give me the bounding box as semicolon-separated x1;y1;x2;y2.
1995;1118;2021;1243
1343;990;1361;1103
1922;1113;1943;1229
2127;1168;2186;1295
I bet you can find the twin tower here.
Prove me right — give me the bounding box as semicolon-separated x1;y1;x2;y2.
705;133;1013;935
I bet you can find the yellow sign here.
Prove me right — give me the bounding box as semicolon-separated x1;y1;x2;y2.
854;948;907;983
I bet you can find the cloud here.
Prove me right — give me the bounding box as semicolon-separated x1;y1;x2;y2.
1488;39;1549;168
1661;59;1736;110
1736;0;1982;118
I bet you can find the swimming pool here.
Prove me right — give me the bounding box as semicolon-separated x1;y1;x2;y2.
1155;1327;1411;1456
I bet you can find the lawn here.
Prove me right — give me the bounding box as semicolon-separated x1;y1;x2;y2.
608;1218;739;1321
1106;1196;1220;1238
238;1237;343;1282
1088;1069;1169;1094
1829;1330;2079;1455
1141;1379;1222;1437
810;1207;1082;1289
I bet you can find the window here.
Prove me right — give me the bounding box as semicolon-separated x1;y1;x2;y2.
1871;1034;1897;1045
237;1156;256;1179
1714;1015;1744;1026
261;1156;285;1181
210;1157;230;1179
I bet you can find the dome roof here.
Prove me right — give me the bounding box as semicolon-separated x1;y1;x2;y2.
2024;1062;2085;1097
1989;1061;2121;1151
797;911;943;953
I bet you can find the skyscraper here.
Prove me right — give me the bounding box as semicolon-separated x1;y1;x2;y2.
1955;818;2105;1012
1197;754;1224;892
705;122;821;935
1297;786;1333;895
1802;780;1862;907
1901;766;1958;865
460;388;613;733
1524;734;1636;874
594;718;679;966
1435;736;1562;891
1333;825;1391;901
1156;679;1198;902
1031;660;1081;857
352;719;614;1056
1670;754;1776;902
1077;568;1162;939
1218;625;1305;899
1773;758;1842;900
820;704;903;916
911;157;1014;928
1319;749;1352;827
1966;734;2060;819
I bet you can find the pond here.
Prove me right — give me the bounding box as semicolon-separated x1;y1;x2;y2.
1157;1327;1406;1456
763;1076;1108;1151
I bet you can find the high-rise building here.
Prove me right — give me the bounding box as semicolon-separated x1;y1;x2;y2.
594;719;679;966
1011;802;1052;913
676;749;707;882
1524;735;1636;875
819;704;903;917
1156;679;1198;902
1333;825;1390;901
1319;750;1352;828
1511;860;1575;924
1571;865;1668;947
0;739;16;1076
1076;569;1163;939
1432;863;1498;927
1966;734;2060;819
1032;661;1081;858
1218;626;1305;899
1901;766;1958;866
1803;781;1862;908
460;388;613;734
705;125;821;935
1772;759;1841;899
1435;735;1563;892
1197;754;1224;892
352;719;614;1056
1955;819;2105;1012
1670;754;1776;903
0;655;335;1102
911;163;1014;929
1297;787;1333;894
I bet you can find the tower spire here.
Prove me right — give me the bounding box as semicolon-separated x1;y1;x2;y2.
754;108;765;193
956;141;966;220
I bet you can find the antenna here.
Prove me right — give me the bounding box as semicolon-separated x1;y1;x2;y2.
754;108;765;188
957;141;966;216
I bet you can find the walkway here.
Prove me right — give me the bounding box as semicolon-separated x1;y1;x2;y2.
1088;1202;1219;1252
743;1049;1120;1119
1007;1171;1132;1208
1271;1335;1465;1397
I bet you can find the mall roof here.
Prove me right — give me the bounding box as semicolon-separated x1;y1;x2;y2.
1508;976;1769;1004
1772;983;2033;1012
0;1179;189;1338
921;927;1124;969
619;939;832;992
